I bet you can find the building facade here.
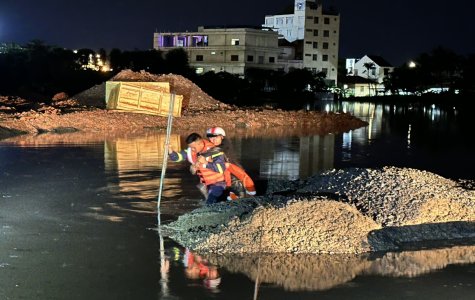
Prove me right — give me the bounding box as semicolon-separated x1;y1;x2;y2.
263;0;340;85
344;55;394;96
153;26;280;76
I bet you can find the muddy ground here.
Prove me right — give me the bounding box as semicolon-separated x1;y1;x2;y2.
0;70;367;140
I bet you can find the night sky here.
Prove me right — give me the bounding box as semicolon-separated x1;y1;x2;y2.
0;0;473;66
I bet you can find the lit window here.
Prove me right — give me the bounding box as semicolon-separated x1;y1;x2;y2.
195;67;204;74
231;39;240;46
211;51;216;55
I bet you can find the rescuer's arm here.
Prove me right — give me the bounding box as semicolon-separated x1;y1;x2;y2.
197;151;226;174
168;148;188;162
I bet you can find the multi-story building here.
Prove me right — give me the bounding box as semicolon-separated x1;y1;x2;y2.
263;0;340;85
153;26;280;76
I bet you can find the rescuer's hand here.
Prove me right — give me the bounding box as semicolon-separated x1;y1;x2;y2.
197;155;207;164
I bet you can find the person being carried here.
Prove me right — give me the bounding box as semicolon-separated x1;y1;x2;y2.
169;133;227;205
206;127;256;200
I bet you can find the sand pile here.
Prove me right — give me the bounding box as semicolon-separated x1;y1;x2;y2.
163;167;475;254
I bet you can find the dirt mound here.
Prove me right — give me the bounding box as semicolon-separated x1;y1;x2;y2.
111;70;230;111
70;70;231;112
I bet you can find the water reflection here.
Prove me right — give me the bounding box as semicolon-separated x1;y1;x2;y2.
233;134;335;181
104;133;182;200
203;244;475;292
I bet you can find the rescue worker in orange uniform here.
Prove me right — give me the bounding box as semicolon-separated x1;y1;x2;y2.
169;133;227;205
206;127;257;200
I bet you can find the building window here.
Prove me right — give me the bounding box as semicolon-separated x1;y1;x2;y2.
360;86;365;92
324;17;330;24
323;30;329;37
231;55;239;61
322;55;328;61
313;42;318;49
312;54;317;61
306;16;313;20
313;30;318;36
269;57;275;63
286;17;293;24
314;17;319;24
211;51;216;55
322;68;328;74
231;39;240;46
305;54;311;57
195;67;204;74
306;29;312;33
196;55;203;61
305;41;312;44
323;42;329;49
258;56;264;64
247;55;254;62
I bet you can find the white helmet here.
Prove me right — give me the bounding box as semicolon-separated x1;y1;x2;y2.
206;127;226;137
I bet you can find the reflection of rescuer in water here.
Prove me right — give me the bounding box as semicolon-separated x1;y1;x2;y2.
206;127;256;200
183;248;221;291
168;133;227;204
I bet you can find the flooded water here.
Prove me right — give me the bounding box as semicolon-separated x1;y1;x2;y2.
0;101;474;299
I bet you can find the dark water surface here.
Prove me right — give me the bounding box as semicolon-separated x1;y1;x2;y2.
0;101;474;299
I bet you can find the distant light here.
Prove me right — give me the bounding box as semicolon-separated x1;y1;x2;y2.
408;61;416;68
73;50;78;54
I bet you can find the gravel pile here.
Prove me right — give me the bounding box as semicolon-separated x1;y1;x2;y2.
163;167;475;254
297;166;475;226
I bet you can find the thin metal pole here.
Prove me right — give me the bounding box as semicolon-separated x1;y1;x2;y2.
157;93;175;224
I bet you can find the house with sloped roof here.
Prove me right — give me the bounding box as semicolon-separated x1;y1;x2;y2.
344;55;394;96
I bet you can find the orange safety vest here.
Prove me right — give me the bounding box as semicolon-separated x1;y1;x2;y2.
224;163;256;195
189;140;225;186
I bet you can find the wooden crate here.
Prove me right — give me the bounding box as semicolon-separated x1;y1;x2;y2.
105;81;182;117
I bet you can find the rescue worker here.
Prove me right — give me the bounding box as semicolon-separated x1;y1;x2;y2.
169;133;227;205
206;127;257;200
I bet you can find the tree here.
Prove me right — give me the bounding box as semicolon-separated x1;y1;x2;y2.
363;62;376;96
